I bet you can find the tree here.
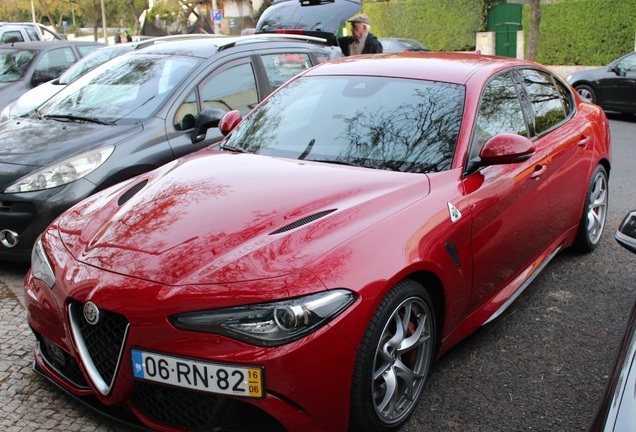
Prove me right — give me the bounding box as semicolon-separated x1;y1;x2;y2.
525;0;541;61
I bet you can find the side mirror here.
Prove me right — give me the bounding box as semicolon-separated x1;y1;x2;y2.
219;110;242;136
480;133;535;165
31;72;56;87
616;210;636;254
191;108;226;144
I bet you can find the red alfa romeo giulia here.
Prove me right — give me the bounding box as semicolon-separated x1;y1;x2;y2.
25;52;611;432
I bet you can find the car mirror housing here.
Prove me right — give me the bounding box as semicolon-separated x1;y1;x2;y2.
191;108;226;144
616;210;636;254
479;133;535;165
219;110;242;136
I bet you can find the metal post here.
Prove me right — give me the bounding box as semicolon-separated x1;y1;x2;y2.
100;0;108;44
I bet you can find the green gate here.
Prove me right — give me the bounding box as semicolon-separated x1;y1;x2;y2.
487;3;523;58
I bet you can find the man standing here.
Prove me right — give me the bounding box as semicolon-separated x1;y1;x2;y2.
338;14;383;56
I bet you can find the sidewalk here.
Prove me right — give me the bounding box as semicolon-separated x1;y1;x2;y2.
0;279;120;431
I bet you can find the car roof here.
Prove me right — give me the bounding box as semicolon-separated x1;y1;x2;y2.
304;51;543;85
135;34;332;58
0;40;101;50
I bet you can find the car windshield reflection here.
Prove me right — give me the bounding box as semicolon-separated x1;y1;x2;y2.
224;75;464;173
38;54;200;122
0;49;36;82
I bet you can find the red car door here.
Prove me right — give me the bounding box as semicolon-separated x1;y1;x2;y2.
463;71;552;308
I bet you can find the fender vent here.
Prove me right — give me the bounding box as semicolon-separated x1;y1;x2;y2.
118;179;149;206
270;209;337;235
445;243;460;269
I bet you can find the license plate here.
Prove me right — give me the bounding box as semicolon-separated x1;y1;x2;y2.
131;349;264;398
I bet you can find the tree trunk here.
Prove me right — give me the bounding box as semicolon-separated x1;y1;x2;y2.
525;0;541;61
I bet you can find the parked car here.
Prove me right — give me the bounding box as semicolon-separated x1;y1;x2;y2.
589;210;636;431
24;51;611;432
0;35;251;121
0;39;162;121
0;25;36;43
379;37;429;52
567;51;636;115
0;1;358;262
0;21;65;42
0;40;103;112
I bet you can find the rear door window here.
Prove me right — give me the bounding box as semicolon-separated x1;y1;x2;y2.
32;47;77;84
261;53;312;92
519;69;566;135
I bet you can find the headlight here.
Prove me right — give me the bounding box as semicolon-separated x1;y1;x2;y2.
4;146;114;193
31;236;55;289
170;289;356;346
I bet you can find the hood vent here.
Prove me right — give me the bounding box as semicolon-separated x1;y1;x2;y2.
118;179;149;206
270;209;337;235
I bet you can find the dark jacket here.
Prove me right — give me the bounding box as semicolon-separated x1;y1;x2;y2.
338;32;383;56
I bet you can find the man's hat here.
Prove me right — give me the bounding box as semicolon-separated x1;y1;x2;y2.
348;14;370;25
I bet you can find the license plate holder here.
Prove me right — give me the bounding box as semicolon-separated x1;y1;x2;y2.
131;349;264;398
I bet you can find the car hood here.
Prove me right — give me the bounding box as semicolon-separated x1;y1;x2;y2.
10;81;62;117
57;150;430;286
0;80;27;111
256;0;361;44
0;117;142;189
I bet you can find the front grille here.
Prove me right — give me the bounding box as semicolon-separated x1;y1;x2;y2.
69;301;130;394
36;332;90;389
131;382;285;432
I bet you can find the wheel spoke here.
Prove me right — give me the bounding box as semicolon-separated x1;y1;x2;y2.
372;296;433;423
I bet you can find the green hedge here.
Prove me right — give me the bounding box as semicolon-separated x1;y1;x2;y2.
364;0;486;52
363;0;635;65
524;0;635;65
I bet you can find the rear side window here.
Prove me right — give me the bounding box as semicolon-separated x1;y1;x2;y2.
261;53;311;92
520;69;566;135
32;47;77;84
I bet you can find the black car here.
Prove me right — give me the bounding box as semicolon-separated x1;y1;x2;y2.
0;40;104;112
588;210;636;431
567;51;636;115
0;0;360;262
379;37;429;53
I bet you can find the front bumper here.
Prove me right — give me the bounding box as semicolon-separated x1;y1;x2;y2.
0;179;96;262
25;257;359;432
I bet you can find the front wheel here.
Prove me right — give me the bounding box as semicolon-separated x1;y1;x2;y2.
349;279;436;432
572;165;608;252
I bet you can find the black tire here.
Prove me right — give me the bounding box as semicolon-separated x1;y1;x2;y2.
349;279;436;432
575;84;597;104
572;164;609;252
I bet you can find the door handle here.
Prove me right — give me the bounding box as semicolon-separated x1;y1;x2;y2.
531;164;547;180
578;136;590;147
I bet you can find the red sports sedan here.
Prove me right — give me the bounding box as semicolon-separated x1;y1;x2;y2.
25;52;611;432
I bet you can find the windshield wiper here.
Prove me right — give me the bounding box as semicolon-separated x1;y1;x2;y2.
220;144;245;153
43;114;115;125
306;158;355;166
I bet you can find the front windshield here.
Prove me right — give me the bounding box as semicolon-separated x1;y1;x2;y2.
59;47;128;85
38;53;200;122
223;75;464;173
0;49;36;82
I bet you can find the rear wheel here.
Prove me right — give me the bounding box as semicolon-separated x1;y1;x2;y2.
575;84;596;104
349;279;436;432
572;165;608;252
